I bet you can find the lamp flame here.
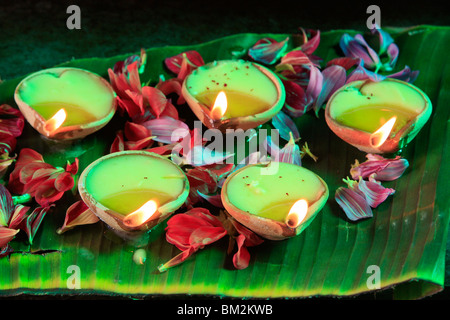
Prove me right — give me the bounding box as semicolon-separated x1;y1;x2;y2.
211;91;227;120
370;116;397;148
44;109;66;134
123;200;158;228
285;199;308;229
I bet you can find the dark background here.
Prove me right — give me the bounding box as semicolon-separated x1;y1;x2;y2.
0;0;449;300
0;0;448;81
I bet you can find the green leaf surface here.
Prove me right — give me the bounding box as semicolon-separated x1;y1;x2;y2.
0;26;448;299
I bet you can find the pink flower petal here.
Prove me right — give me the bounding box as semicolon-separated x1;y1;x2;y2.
350;154;409;181
279;49;312;66
358;176;395;208
313;65;346;114
298;28;321;56
142;116;189;144
232;234;250;270
0;227;19;248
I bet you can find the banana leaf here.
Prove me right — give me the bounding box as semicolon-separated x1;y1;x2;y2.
0;25;448;300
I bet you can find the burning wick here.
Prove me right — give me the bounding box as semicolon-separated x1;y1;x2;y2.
370;116;397;148
123;200;158;228
211;91;227;120
44;109;67;134
285;199;308;229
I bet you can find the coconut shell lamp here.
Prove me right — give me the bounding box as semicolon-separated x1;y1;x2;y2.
14;67;116;140
325;79;432;154
182;59;286;131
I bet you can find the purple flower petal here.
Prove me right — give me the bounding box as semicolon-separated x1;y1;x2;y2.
357;176;395;208
385;43;399;70
335;187;373;221
313;65;347;114
386;65;419;83
305;64;323;105
340;33;380;70
371;27;395;56
272;110;300;141
268;133;301;166
346;63;386;83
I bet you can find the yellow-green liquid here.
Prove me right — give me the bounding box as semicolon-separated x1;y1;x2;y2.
98;189;173;215
256;201;297;222
32;101;98;127
335;105;415;133
196;89;272;118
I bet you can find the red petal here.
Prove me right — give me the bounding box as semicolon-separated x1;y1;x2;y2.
110;131;125;153
232;234;251;270
164;51;204;75
57;200;99;234
298;28;321;56
159;100;179;120
156;78;185;105
157;246;198;272
124;122;151;141
230;219;264;247
0;104;23;118
282;80;308;117
54;172;74;192
34;180;64;207
0;118;25;138
141;86;169;118
189;225;227;247
65;158;79;175
197;191;224;208
23;205;53;244
326;57;361;70
116;96;143;119
8;205;30;230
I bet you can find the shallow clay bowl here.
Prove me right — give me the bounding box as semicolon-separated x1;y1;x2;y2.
181;60;286;132
221;162;329;240
325;78;432;154
14;67;116;141
78;151;189;238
